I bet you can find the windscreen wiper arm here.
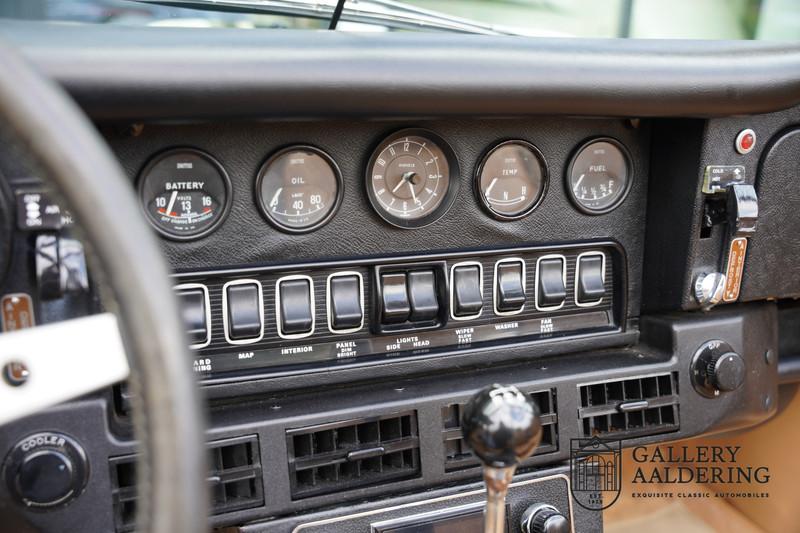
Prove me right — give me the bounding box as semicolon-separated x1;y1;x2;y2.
133;0;524;35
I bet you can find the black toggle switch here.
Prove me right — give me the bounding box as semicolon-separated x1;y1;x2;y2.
35;235;89;300
536;257;566;309
226;282;263;340
452;264;483;317
408;270;439;322
176;287;209;345
329;275;363;331
496;260;526;313
279;278;314;336
381;273;411;324
576;254;605;304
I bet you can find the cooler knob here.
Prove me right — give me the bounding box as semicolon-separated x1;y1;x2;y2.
3;432;88;508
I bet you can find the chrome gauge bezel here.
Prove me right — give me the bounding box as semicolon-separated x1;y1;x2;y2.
365;128;460;229
255;144;344;234
565;136;633;215
474;139;549;221
137;147;233;241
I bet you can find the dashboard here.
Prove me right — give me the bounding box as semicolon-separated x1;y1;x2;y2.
116;118;644;383
0;21;799;533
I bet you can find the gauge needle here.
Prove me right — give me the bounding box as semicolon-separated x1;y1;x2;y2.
485;177;498;198
573;174;586;193
269;187;283;208
165;190;178;216
393;171;418;195
407;180;417;203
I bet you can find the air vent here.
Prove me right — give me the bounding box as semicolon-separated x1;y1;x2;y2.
442;389;558;472
579;373;679;439
110;435;263;532
287;411;420;499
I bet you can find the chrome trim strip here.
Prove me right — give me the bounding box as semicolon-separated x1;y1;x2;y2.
291;473;575;533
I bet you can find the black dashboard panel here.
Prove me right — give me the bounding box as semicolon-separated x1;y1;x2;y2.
104;118;649;316
99;117;650;390
642;105;800;312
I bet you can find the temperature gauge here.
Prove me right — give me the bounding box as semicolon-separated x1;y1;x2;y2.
138;148;232;240
256;146;342;233
476;140;548;220
566;138;632;214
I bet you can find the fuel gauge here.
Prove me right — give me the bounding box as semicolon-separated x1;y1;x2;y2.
476;140;548;220
566;137;632;215
138;148;232;240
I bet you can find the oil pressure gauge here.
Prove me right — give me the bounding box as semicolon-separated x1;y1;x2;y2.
566;137;632;215
138;148;232;240
256;145;342;233
476;140;548;220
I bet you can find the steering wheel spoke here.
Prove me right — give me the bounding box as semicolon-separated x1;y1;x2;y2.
0;313;129;425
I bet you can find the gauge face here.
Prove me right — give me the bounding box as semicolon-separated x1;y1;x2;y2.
256;146;342;233
476;141;548;220
366;129;459;229
138;148;231;240
566;138;632;214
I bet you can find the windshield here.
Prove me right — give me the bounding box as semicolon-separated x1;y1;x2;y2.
1;0;798;40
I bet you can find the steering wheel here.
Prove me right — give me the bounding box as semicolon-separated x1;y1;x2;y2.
0;42;208;532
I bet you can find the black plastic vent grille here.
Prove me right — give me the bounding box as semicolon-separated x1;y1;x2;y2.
109;435;263;532
441;389;558;472
287;411;420;499
578;373;679;439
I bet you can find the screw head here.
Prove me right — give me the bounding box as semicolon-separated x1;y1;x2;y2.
2;361;29;387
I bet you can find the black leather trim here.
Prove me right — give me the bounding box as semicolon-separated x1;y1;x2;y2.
2;21;800;120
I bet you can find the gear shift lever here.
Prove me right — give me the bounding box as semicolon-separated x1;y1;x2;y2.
462;384;542;533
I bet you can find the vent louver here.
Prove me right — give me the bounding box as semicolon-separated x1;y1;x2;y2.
578;373;679;438
441;389;558;472
287;411;420;499
110;435;263;532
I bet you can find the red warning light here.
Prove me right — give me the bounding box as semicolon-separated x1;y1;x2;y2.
735;129;756;155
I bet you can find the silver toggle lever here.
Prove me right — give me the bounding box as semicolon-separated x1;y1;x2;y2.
695;167;759;310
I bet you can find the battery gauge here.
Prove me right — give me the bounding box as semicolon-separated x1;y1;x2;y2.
138;148;232;240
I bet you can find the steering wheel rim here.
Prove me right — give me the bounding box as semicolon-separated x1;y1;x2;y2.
0;41;208;533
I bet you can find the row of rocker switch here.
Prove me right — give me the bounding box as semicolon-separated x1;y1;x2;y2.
378;252;606;325
174;272;365;347
175;251;606;347
451;252;606;318
380;270;440;325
